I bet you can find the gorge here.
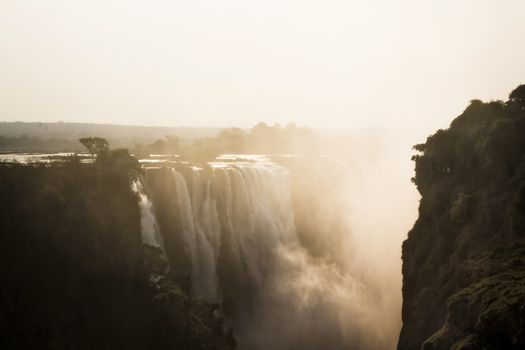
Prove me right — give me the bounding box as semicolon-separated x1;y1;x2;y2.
134;154;409;349
1;86;524;350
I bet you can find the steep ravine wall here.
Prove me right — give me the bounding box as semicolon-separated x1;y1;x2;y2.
399;87;525;349
0;161;234;350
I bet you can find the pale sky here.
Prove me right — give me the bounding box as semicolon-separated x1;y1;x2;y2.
1;0;524;134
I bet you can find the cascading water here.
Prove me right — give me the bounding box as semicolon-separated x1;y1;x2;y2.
144;160;298;304
170;168;219;301
131;180;164;251
209;162;299;312
138;156;406;350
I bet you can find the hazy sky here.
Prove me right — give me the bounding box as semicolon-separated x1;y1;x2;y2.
1;0;524;133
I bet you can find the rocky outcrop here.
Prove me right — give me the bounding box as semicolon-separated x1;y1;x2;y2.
399;86;525;350
0;160;235;350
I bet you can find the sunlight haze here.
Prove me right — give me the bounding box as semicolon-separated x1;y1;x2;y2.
1;0;524;134
2;2;525;349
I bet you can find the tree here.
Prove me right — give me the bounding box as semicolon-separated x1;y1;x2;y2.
79;137;109;162
217;128;246;153
107;148;142;179
509;84;525;111
148;139;167;154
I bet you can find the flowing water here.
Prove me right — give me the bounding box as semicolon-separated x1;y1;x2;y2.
132;152;418;350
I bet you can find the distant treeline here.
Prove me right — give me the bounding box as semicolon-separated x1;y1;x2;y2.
0;135;84;153
0;123;317;160
133;122;317;161
0;135;154;154
0;121;221;140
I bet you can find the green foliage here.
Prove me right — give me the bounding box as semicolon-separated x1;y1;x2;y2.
0;135;83;152
216;128;246;153
78;136;109;161
77;137;143;179
104;148;143;179
509;84;525;111
510;183;525;235
410;91;524;194
136;123;317;161
1;124;316;161
145;135;180;155
449;192;473;222
401;84;525;350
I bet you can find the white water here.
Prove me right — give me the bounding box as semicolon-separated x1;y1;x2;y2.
131;180;164;250
138;155;415;350
158;161;298;302
171;169;219;301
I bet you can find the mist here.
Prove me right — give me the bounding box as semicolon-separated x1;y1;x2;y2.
2;1;525;131
0;123;424;350
2;1;523;349
210;130;420;349
121;125;422;350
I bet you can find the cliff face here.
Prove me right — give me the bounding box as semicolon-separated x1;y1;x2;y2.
399;86;525;349
0;160;234;350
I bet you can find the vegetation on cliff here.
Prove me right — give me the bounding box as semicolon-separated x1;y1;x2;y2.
0;142;235;349
399;85;525;349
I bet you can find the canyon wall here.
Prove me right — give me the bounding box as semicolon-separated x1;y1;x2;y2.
399;87;525;349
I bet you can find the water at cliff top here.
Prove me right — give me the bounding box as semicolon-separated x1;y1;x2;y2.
135;154;414;350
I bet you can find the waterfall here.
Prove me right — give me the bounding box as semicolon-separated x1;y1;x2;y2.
171;168;219;301
212;164;298;292
138;156;404;350
132;180;164;251
141;161;298;303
